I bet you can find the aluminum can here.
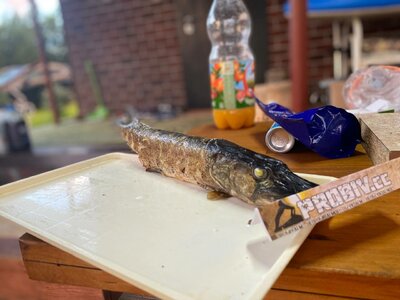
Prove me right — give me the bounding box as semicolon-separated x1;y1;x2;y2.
265;122;295;153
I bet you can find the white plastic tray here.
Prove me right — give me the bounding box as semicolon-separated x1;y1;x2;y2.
0;153;335;300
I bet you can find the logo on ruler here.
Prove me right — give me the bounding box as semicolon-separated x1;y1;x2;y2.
295;173;393;221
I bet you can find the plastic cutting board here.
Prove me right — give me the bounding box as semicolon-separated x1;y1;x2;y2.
0;153;335;300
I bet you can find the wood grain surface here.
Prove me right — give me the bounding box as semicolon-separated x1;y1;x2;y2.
18;122;400;299
19;233;152;296
188;122;400;298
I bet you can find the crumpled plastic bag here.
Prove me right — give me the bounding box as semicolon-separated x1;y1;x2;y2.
256;99;361;159
343;65;400;112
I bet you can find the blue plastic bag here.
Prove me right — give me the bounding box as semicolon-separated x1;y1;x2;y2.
256;99;361;158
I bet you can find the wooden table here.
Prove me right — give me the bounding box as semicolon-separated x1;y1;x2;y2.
19;122;400;299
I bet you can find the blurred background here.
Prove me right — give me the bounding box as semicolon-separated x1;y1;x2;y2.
2;1;400;297
0;1;400;139
1;1;400;140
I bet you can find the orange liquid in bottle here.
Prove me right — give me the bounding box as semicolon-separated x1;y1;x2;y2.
207;0;255;130
210;60;255;130
213;106;255;130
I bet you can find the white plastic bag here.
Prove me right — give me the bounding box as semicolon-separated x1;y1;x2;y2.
343;65;400;112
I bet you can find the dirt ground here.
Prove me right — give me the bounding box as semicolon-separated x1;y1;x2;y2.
28;110;213;148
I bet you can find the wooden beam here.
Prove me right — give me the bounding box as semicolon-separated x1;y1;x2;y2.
289;0;309;112
29;0;60;124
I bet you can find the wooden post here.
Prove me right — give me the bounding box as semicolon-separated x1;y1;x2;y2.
29;0;60;124
289;0;309;112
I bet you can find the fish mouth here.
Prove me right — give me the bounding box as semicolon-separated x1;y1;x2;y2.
252;170;317;204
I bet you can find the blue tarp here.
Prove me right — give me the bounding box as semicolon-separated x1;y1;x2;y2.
284;0;400;14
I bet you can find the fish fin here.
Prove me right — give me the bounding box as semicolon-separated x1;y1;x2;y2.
146;167;162;174
117;116;140;129
118;116;151;131
207;191;231;201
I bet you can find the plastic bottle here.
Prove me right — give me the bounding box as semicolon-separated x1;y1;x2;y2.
207;0;255;130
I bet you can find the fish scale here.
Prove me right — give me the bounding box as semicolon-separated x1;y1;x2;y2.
120;119;317;206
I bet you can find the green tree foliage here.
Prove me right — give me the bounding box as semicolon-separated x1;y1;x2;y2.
0;9;67;68
42;10;68;62
0;16;38;67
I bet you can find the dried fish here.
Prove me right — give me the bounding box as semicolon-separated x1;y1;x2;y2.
121;119;316;206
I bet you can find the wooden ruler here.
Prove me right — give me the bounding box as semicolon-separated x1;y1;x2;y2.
258;157;400;240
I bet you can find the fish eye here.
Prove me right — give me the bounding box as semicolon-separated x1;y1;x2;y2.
253;167;269;180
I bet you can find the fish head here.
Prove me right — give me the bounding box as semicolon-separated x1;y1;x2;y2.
209;139;317;204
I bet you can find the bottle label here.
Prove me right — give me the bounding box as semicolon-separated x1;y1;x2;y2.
210;60;255;110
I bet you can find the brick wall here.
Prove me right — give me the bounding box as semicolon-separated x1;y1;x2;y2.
267;0;333;86
60;0;186;115
267;0;400;89
61;0;400;114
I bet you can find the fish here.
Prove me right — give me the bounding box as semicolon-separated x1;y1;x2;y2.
120;119;317;206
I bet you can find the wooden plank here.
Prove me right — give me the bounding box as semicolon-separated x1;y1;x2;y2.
288;205;400;279
266;289;353;300
275;268;400;300
359;113;400;165
20;231;400;300
20;233;94;267
23;261;134;293
33;283;103;300
19;234;153;296
0;258;103;300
